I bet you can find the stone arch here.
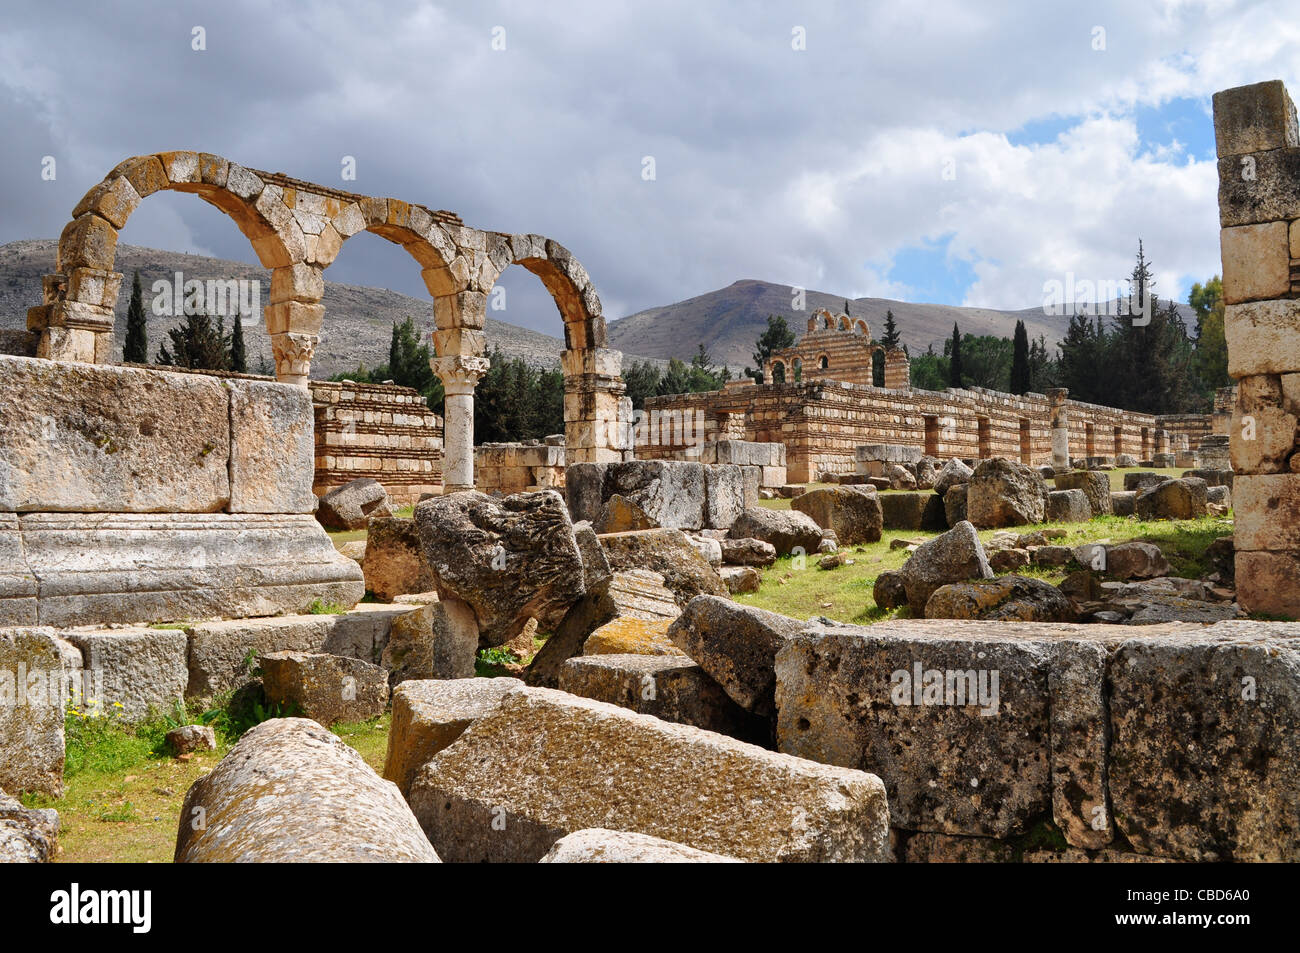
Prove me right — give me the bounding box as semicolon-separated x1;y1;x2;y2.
823;313;836;331
817;353;830;371
793;357;803;382
855;319;869;336
770;358;787;383
838;314;852;331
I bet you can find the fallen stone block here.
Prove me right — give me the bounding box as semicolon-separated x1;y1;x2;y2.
1135;477;1209;520
363;517;435;602
0;627;66;798
166;724;217;756
64;627;188;723
539;828;741;863
0;789;59;863
584;616;686;657
384;677;521;798
880;491;947;532
380;597;478;685
260;651;390;726
791;486;883;545
599;529;727;607
1055;470;1112;517
1046;488;1091;524
176;717;439;862
1104;542;1171;580
560;653;768;743
415;490;585;647
727;507;823;556
667;595;807;716
409;686;891;862
1110;490;1136;517
966;458;1048;528
316;477;393;530
720;537;777;567
719;565;761;594
924;575;1077;623
898;520;994;615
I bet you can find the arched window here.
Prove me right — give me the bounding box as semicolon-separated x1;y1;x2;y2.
819;355;829;370
771;359;786;383
793;357;803;382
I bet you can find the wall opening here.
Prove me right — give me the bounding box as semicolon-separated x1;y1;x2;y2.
924;415;939;456
977;416;992;458
1019;418;1032;463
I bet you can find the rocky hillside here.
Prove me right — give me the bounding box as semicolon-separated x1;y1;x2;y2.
0;240;576;378
608;278;1197;368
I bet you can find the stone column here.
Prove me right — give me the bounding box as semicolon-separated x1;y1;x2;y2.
562;347;630;464
1214;79;1300;617
1047;387;1070;471
432;355;490;492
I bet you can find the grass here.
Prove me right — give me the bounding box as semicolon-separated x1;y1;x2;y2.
735;512;1233;625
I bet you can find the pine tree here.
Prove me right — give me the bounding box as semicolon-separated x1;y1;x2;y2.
880;309;901;350
1009;319;1030;394
155;312;230;371
123;270;148;364
746;314;796;383
843;300;851;317
948;322;963;388
229;312;247;373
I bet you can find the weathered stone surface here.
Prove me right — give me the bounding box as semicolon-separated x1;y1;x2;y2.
18;512;363;628
719;565;761;594
1233;474;1300;550
539;828;741;863
1225;299;1300;377
362;518;435;602
0;356;231;513
594;494;655;533
572;521;612;594
602;460;707;530
560;654;767;743
1134;477;1209;520
564;462;607;524
966;458;1048;528
727;507;823;556
1105;542;1171;580
316;477;393;530
584;616;686;657
1054;470;1111;517
176;717;439;862
1110;490;1136;517
989;547;1030;572
943;483;968;526
415;490;585;647
66;627;188;723
1049;640;1112;848
899;831;1016;863
924;575;1077;623
185;605;405;699
1123;471;1170;492
880;491;947;532
898;520;994;615
228;379;316;514
260;650;390;726
933;458;973;496
166;724;217;756
1108;623;1300;861
409;686;891;863
0;790;59;863
1235;550;1300;618
886;464;917;490
1212;79;1299;156
380;597;478;684
775;621;1054;838
1046;488;1091;524
599;528;727;607
383;677;521;797
524;569;680;689
667;595;807;716
687;534;723;567
0;627;65;797
703;464;745;530
0;514;36;626
792;486;883;545
720;537;777;566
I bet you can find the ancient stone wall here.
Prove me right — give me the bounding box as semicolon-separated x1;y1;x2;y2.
644;379;1180;483
767;308;908;388
1214;80;1300;617
475;439;566;495
310;381;443;506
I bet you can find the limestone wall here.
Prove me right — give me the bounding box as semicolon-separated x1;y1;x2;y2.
310;381;443;506
1213;80;1300;617
475;439;566;495
643;379;1182;483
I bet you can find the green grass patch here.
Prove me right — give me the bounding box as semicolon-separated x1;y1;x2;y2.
307;598;349;615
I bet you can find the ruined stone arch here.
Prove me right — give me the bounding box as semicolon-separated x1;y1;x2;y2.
855;319;869;335
838;315;852;331
817;353;830;370
823;313;836;331
770;358;787;383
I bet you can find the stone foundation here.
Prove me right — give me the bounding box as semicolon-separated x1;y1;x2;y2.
475;439;566;494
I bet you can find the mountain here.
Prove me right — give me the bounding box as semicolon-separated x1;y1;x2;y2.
0;240;581;378
607;278;1198;369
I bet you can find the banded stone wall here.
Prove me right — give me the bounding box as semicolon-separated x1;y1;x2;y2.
475;439;566;495
310;381;444;506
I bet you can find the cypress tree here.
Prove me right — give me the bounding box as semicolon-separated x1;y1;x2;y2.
123;270;148;364
880;309;901;350
1010;319;1030;394
229;312;247;373
948;322;963;388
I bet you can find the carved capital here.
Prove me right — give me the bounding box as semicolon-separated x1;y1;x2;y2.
431;355;490;394
271;331;317;387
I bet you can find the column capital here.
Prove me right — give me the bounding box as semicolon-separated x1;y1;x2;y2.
432;354;490;394
271;331;317;388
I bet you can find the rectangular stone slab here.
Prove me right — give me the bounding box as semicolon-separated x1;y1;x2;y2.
19;512;363;627
409;686;890;863
0;355;231;513
0;514;37;626
0;627;67;797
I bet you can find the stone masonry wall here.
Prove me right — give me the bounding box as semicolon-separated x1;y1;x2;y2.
475;439;566;495
310;381;443;506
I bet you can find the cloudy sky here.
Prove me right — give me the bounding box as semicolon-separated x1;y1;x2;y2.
2;0;1297;335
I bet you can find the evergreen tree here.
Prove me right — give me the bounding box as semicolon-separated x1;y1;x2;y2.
623;360;663;409
948;322;963;388
229;312;248;373
880;309;901;350
123;270;148;364
843;299;851;316
156;312;230;371
1009;319;1031;394
745;314;796;383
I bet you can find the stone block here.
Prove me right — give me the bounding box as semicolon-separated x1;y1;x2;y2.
1221;222;1292;305
65;627;188;723
1225;300;1300;377
1233;474;1300;550
539;829;740;863
363;517;435;602
1212;80;1300;157
260;650;389;727
228;379;316;514
0;627;66;797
